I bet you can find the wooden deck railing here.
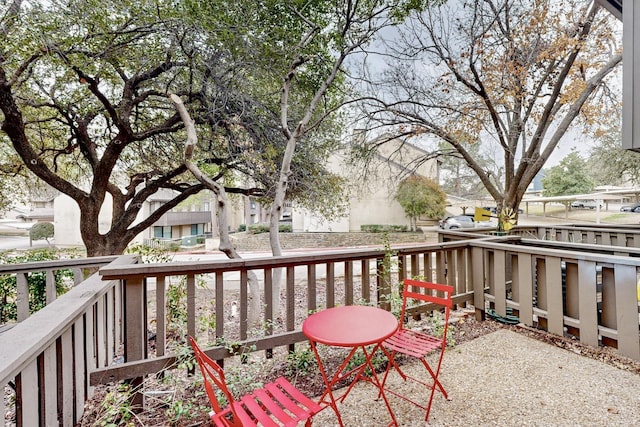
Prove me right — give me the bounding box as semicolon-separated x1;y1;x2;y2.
528;224;640;247
0;256;118;324
469;238;640;361
0;255;127;426
1;231;640;426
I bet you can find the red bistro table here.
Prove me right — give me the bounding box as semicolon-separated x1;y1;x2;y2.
302;305;399;426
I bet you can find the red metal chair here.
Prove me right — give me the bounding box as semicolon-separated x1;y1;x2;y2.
379;279;454;422
188;336;323;426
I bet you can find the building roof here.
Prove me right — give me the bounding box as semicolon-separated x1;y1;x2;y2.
15;208;54;221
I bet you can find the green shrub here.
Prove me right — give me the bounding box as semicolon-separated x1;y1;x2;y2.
360;224;409;233
29;222;54;243
279;223;292;233
246;223;292;234
247;223;270;234
286;345;316;376
238;224;246;232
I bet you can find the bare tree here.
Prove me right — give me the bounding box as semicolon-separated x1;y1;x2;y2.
360;0;622;216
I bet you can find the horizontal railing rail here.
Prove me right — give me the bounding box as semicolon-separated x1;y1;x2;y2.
440;223;640;247
532;224;640;247
0;256;118;324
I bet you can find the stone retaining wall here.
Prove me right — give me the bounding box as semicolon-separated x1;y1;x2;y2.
228;230;438;251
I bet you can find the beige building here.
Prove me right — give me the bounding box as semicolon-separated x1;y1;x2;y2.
292;134;440;232
54;189;213;248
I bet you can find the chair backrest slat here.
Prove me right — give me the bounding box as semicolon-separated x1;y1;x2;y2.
400;279;454;327
403;290;452;308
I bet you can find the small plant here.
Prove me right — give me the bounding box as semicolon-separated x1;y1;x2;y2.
93;383;137;426
345;347;388;377
376;234;398;310
286;345;317;376
238;224;247;232
426;310;456;348
125;244;174;264
0;248;75;323
166;278;188;334
223;360;269;398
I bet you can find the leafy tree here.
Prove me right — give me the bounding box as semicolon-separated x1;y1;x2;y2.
542;150;594;197
395;175;446;231
0;0;207;256
360;0;621;222
29;222;54;244
589;127;640;187
245;0;437;255
179;0;437;315
0;0;345;256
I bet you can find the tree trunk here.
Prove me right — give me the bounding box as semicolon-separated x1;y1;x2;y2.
170;94;261;328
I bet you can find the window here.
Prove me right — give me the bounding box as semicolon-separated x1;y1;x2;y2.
154;226;172;238
191;223;204;235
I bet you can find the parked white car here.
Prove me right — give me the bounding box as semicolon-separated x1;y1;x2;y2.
570;200;602;209
438;215;475;229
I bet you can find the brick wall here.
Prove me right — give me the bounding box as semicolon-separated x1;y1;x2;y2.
228;230;438;251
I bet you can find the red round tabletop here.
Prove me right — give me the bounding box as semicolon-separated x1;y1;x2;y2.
302;305;398;347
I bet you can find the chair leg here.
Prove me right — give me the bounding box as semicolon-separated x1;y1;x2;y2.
421;359;447;398
425;380;439;422
378;350;406;399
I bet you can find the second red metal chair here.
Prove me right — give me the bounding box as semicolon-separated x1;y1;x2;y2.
379;278;454;423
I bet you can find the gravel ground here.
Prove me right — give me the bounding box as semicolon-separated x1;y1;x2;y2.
311;328;640;427
74;312;640;427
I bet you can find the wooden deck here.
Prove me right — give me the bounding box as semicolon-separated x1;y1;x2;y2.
2;225;640;425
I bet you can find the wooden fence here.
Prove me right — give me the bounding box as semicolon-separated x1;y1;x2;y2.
1;230;640;425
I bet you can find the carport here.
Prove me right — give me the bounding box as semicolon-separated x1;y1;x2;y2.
521;189;640;223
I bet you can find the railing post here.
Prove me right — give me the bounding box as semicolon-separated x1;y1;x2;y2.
545;257;564;336
515;253;533;326
493;250;507;317
577;260;599;348
123;277;146;409
16;273;29;322
45;269;56;304
614;264;640;360
471;246;485;321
